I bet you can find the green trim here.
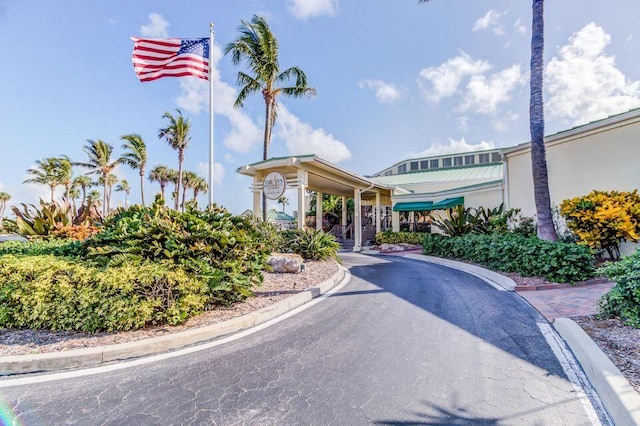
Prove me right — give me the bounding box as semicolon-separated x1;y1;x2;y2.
393;201;434;212
247;154;316;167
393;197;464;212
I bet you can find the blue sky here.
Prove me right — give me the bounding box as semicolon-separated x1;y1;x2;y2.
2;0;640;214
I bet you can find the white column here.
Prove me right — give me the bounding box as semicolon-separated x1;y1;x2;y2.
341;196;347;239
409;211;415;232
375;192;381;234
252;176;261;220
316;191;323;231
353;188;361;251
392;210;400;232
297;170;307;229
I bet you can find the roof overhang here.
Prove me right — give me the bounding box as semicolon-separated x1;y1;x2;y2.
393;197;464;212
237;155;396;200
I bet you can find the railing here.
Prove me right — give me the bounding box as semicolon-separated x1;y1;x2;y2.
361;224;377;246
327;224;354;240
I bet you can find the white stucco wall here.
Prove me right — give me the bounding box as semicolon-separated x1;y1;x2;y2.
505;111;640;254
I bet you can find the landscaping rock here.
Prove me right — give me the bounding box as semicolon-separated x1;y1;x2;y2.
267;253;304;273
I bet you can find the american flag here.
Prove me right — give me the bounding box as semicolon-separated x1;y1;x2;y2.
131;37;210;82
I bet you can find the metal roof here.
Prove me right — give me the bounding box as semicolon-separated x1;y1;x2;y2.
371;164;503;186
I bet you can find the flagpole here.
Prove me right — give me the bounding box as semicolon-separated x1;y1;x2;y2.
208;22;215;207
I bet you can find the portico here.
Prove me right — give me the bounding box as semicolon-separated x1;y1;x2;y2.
236;155;394;251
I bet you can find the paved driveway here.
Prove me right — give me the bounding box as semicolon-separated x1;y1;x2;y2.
1;253;606;425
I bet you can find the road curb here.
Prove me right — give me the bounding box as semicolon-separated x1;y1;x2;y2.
554;318;640;425
400;253;516;291
0;266;347;376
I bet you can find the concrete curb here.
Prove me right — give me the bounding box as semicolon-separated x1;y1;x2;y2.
554;318;640;426
400;253;516;292
0;266;347;376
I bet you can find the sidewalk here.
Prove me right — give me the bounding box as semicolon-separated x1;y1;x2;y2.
517;282;614;321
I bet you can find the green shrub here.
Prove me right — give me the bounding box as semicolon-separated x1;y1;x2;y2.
375;231;424;245
0;239;85;257
561;190;640;260
252;219;286;253
422;233;595;283
281;228;340;260
0;255;208;332
431;205;478;237
83;201;269;305
598;251;640;327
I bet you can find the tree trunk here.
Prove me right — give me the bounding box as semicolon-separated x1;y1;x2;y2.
529;0;558;241
177;150;184;211
102;174;107;217
140;167;146;207
261;94;275;222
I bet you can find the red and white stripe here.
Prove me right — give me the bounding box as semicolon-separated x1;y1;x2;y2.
131;37;209;82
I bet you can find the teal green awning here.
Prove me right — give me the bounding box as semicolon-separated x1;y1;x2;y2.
393;197;464;212
392;201;433;212
431;196;464;210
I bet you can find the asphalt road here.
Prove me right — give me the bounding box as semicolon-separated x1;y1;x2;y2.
1;253;606;425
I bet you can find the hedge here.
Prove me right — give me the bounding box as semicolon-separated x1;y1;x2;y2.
598;250;640;328
376;231;424;245
422;233;595;283
0;255;209;332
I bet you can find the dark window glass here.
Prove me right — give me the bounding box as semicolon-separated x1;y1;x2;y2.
454;156;463;166
442;157;452;167
430;159;439;169
465;155;475;165
398;164;407;174
479;153;490;164
420;160;429;169
410;161;419;171
492;152;502;162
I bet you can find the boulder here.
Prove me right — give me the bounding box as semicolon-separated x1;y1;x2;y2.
267;253;304;274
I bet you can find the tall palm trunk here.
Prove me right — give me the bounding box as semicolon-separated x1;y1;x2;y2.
176;150;184;210
160;182;166;200
529;0;557;241
139;168;146;207
261;93;275;221
102;174;108;216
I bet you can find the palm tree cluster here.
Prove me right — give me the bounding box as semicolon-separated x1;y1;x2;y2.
16;110;207;217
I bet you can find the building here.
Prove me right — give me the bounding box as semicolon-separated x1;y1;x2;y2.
237;108;640;252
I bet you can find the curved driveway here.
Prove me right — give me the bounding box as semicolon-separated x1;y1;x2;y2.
1;253;604;425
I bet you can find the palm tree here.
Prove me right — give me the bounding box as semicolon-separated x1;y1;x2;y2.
55;155;74;201
181;171;197;211
24;157;64;202
0;192;10;229
149;165;172;200
225;14;316;220
419;0;557;240
115;180;131;208
277;196;289;212
73;175;92;207
75;139;123;216
192;176;208;206
121;134;148;206
166;169;179;206
158;110;191;210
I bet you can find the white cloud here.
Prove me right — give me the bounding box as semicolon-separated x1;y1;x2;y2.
419;52;492;102
196;162;225;186
473;10;505;36
408;138;495;158
287;0;337;20
457;116;469;133
460;64;526;115
514;18;527;35
359;79;401;104
140;13;169;38
175;44;262;153
546;23;640;125
277;106;351;163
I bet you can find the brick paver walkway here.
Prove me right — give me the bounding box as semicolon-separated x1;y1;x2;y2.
517;283;615;321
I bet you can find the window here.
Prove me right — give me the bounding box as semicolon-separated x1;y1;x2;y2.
420;160;429;170
442;157;452;167
454;156;463;166
430;159;439;169
464;155;475;165
478;153;490;164
398;163;407;174
385;171;392;176
410;161;419;171
492;152;502;162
